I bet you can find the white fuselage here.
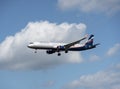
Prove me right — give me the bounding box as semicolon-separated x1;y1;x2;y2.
27;42;84;50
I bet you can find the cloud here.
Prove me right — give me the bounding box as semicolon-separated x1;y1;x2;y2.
58;0;120;15
0;21;86;70
89;54;100;62
41;80;55;88
115;63;120;69
63;63;120;89
107;43;120;56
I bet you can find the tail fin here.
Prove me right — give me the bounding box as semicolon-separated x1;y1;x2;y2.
88;34;94;40
86;34;94;46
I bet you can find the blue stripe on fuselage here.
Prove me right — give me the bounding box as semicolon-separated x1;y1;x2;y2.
59;46;87;51
59;45;96;51
68;46;86;51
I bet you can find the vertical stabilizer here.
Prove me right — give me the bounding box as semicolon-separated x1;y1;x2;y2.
86;34;94;47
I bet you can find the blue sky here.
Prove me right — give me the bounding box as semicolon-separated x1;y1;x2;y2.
0;0;120;89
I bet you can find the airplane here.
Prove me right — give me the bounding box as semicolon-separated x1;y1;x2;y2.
27;34;100;56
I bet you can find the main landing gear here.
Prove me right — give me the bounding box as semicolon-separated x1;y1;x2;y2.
65;50;68;53
58;52;61;56
57;50;68;56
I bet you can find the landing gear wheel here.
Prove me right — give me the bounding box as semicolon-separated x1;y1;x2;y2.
58;53;61;56
34;49;37;53
65;50;68;53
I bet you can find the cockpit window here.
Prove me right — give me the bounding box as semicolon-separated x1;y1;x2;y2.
29;42;33;44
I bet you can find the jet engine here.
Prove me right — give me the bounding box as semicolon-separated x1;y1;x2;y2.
46;49;55;54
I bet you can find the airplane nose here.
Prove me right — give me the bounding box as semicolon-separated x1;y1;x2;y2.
27;45;30;48
27;44;32;48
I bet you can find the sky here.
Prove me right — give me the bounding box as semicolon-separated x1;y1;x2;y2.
0;0;120;89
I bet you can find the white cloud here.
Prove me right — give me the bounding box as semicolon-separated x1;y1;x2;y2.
107;43;120;56
63;64;120;89
89;54;100;62
0;21;86;70
41;80;55;88
58;0;120;15
115;63;120;69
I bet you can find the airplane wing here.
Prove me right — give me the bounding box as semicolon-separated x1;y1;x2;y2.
64;35;88;50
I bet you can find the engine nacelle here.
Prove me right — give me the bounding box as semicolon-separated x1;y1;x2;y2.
46;50;55;54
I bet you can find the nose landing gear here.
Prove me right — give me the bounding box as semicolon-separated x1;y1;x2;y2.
34;49;37;53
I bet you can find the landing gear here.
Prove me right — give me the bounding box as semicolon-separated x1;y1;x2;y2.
65;50;68;53
34;49;37;53
58;52;61;56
